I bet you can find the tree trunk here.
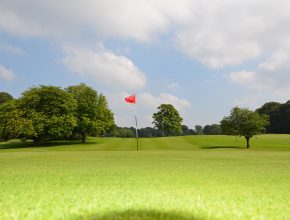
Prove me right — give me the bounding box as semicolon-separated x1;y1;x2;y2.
33;137;41;146
81;131;87;143
245;136;250;148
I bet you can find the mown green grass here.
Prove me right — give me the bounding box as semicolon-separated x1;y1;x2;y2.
0;135;289;220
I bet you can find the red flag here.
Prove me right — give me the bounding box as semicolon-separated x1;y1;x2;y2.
125;94;136;104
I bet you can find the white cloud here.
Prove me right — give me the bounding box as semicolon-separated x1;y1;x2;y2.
62;44;146;90
233;95;261;108
173;0;290;68
225;70;275;92
0;9;44;37
258;52;288;71
2;0;290;69
225;67;290;99
0;65;16;81
0;0;191;42
226;71;258;85
139;92;191;112
175;31;261;69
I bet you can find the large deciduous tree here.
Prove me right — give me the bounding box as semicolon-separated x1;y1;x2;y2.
221;107;269;148
95;94;114;136
194;125;204;135
66;83;114;143
181;125;190;135
256;101;290;134
152;104;183;136
17;86;77;145
0;101;34;141
0;92;13;105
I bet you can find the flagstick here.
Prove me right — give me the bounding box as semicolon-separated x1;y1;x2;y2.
134;103;139;152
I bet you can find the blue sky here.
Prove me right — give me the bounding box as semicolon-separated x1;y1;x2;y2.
1;1;290;128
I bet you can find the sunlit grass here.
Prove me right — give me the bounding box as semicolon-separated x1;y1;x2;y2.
0;135;289;219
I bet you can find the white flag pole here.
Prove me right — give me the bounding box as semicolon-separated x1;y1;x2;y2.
134;95;139;152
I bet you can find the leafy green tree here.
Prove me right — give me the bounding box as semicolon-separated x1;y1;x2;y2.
221;107;269;148
256;101;290;134
209;124;222;135
95;94;114;135
137;127;154;137
256;102;282;133
203;124;222;135
188;129;196;135
279;101;290;133
152;104;183;136
18;86;77;145
181;125;190;135
194;125;204;135
203;125;211;134
105;126;164;138
0;101;34;141
138;127;163;137
0;92;13;105
66;83;114;143
117;127;135;138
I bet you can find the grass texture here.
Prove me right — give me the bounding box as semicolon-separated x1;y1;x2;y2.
0;134;289;219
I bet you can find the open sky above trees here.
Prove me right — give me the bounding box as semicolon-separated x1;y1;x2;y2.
1;1;290;128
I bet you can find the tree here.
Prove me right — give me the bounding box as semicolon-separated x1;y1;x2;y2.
181;125;190;135
66;83;114;143
256;101;290;134
116;127;135;138
17;85;77;145
152;104;183;136
0;92;13;105
203;125;211;134
138;127;154;137
279;101;290;133
221;107;269;148
209;124;222;135
0;101;34;141
256;102;282;133
188;129;196;135
95;94;114;136
203;124;222;135
194;125;204;135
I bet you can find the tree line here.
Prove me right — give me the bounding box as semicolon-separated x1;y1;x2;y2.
256;101;290;133
1;85;289;148
104;104;221;138
150;104;269;148
106;124;222;138
0;84;114;145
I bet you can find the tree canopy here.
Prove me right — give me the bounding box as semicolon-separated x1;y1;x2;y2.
0;101;34;141
66;83;114;143
3;85;290;146
256;101;290;133
221;107;269;148
203;124;222;135
0;92;13;105
17;85;77;145
0;85;114;144
152;104;183;136
194;125;204;135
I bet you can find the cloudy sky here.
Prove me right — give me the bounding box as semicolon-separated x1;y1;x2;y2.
1;0;290;128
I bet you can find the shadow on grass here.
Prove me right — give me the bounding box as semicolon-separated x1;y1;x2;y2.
0;139;98;150
201;146;243;149
0;141;33;149
75;209;203;220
